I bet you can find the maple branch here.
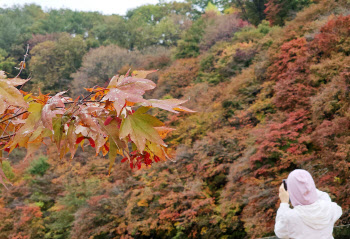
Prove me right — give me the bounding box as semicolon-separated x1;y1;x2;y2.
0;107;25;138
1;121;11;138
0;111;27;125
64;100;103;105
0;133;15;140
19;76;31;91
84;100;104;103
80;86;98;103
0;109;12;120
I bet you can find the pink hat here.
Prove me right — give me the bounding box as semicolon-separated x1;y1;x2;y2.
287;169;318;207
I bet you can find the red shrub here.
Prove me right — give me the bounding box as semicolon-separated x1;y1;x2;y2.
312;15;350;57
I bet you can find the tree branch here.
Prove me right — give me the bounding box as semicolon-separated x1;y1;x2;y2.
15;44;29;79
0;111;27;125
0;133;15;140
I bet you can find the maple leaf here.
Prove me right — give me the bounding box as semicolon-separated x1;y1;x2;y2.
53;117;64;150
0;80;28;114
98;118;126;174
120;107;166;152
103;75;156;115
155;126;175;139
144;99;196;113
66;122;77;159
99;119;125;149
8;102;43;152
41;91;66;130
107;137;120;174
77;111;106;137
74;109;107;155
25;125;52;160
147;141;168;161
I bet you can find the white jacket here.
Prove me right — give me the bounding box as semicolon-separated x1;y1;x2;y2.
274;190;342;239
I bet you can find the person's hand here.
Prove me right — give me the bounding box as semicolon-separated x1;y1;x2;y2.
279;183;289;204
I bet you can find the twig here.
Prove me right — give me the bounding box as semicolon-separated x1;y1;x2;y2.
64;100;104;105
19;76;31;91
0;107;24;138
0;133;15;140
80;88;96;103
15;44;29;79
0;111;27;125
0;109;11;120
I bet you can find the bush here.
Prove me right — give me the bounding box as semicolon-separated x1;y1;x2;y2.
141;46;172;70
28;156;50;176
199;14;249;51
174;12;218;59
265;0;313;26
232;20;274;43
29;33;86;93
71;45;143;97
153;58;199;98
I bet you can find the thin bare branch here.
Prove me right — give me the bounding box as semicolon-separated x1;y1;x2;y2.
0;133;15;140
15;44;30;79
0;111;27;125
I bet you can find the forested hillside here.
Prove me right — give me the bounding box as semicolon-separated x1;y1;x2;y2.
0;0;350;238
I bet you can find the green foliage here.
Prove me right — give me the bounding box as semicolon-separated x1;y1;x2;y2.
265;0;313;26
205;2;220;14
30;33;86;93
44;178;100;239
232;20;274;43
174;18;207;59
200;54;215;72
0;49;16;77
0;4;45;53
1;160;15;181
92;2;192;50
0;3;194;93
190;0;231;13
28;156;50;176
243;0;267;25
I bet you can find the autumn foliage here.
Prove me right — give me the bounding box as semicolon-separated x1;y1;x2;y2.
1;1;350;238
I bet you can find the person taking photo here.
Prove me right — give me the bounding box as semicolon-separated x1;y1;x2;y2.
275;169;342;239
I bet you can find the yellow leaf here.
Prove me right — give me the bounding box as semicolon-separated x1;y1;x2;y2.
155;126;175;139
19;61;26;69
0;80;27;114
137;199;148;207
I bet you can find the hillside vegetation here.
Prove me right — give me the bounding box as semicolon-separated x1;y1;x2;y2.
0;0;350;238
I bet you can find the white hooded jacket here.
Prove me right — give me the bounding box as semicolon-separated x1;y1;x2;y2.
274;190;342;239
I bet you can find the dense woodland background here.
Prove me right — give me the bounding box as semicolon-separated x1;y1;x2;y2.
0;0;350;238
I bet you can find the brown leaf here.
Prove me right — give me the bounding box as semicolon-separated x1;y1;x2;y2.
41;91;66;130
104;76;156;115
